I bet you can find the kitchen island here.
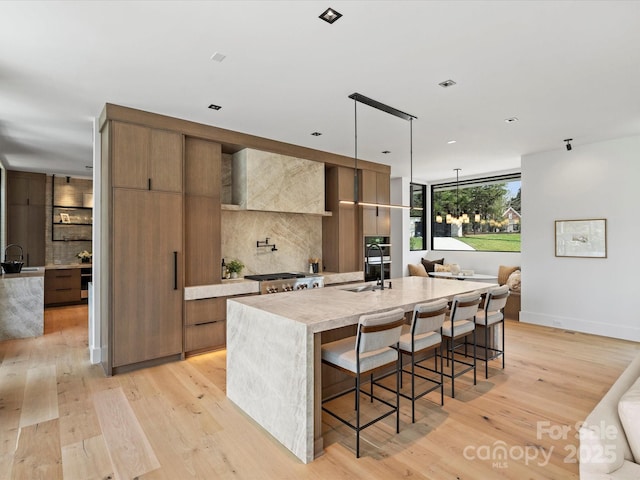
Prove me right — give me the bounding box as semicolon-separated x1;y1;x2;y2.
226;276;497;463
0;267;45;341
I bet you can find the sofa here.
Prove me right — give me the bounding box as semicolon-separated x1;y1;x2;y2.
579;352;640;479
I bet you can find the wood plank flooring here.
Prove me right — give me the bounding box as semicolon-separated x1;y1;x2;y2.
0;304;638;479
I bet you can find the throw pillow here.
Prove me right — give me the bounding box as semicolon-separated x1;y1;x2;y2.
408;263;428;277
435;264;452;272
619;377;640;462
421;258;444;273
498;265;520;285
507;270;521;292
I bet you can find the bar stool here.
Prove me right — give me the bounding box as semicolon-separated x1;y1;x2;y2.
440;291;482;398
474;285;510;378
321;308;405;458
398;298;448;422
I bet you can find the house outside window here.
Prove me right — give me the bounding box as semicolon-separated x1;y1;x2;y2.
431;174;521;252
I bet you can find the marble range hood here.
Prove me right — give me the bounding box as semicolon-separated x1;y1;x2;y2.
231;148;326;215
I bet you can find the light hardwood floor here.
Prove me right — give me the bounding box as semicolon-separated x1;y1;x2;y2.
1;304;638;479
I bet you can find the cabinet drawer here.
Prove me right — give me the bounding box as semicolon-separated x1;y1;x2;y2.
45;269;80;290
185;297;226;326
45;288;81;305
185;321;225;352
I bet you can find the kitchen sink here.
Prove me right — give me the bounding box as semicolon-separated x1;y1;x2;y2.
341;284;379;293
21;267;39;272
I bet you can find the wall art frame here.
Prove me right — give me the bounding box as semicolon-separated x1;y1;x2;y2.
555;218;607;258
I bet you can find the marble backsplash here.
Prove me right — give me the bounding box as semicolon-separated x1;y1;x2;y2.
221;210;322;276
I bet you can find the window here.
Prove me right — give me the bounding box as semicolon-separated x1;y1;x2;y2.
431;174;521;252
410;183;426;251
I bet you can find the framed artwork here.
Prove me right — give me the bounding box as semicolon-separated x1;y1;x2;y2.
555;219;607;258
60;212;71;224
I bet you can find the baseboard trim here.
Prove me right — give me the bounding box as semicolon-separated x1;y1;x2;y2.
520;311;640;342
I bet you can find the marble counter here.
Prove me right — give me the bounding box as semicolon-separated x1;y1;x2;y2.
226;276;497;463
0;267;45;341
184;278;259;300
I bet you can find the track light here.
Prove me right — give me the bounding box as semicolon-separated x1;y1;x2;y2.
564;138;573;151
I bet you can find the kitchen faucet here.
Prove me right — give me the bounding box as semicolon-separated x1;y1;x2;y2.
365;243;385;290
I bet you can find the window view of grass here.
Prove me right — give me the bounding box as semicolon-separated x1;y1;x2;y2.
431;175;521;252
457;233;521;252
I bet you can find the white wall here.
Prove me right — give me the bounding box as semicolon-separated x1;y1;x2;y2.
521;134;640;341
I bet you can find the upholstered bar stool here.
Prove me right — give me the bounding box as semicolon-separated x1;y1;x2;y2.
474;285;510;378
321;308;405;458
398;298;448;422
440;291;482;398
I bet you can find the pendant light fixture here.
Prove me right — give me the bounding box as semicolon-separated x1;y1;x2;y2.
437;168;468;223
339;93;417;209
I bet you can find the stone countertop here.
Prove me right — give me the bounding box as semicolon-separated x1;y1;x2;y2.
185;279;259;300
184;271;364;300
46;263;92;270
228;276;497;334
1;266;45;279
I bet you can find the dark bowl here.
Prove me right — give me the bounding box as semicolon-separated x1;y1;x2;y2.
1;262;24;274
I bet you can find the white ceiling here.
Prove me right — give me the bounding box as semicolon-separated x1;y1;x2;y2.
2;1;640;182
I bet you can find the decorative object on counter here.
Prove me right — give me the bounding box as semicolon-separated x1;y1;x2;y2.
2;244;24;274
449;263;461;275
256;237;277;252
226;259;244;279
221;258;227;279
308;257;320;274
77;250;92;263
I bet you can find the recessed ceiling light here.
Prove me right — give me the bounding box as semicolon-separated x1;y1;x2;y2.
447;140;457;144
311;132;322;136
319;7;342;24
208;104;222;110
438;79;457;88
382;150;391;154
210;52;226;62
504;117;519;123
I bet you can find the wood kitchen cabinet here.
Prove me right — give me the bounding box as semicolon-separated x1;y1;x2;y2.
44;268;81;305
111;188;183;369
322;166;359;272
184;297;226;354
6;171;46;266
111;121;182;192
184;137;221;286
360;169;390;236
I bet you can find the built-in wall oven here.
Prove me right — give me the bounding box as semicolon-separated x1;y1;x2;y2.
364;236;391;282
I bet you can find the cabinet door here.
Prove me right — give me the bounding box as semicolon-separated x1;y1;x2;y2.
150;129;182;192
185;195;220;286
184;137;221;197
112;122;150;190
112;189;183;367
360;169;378;236
376;172;390;236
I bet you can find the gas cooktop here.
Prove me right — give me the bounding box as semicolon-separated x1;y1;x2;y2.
244;272;308;282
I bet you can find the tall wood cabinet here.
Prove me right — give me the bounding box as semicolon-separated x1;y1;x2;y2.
102;120;184;374
6;171;46;266
360;169;390;236
184;136;221;286
322;166;359;272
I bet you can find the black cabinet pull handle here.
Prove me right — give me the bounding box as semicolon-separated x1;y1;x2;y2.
173;251;178;290
148;178;152;190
